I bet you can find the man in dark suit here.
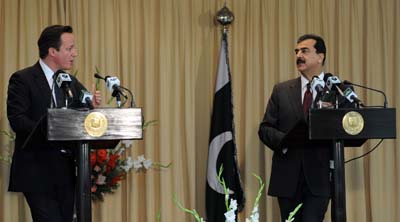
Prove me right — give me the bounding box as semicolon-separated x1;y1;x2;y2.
7;25;101;222
258;34;333;222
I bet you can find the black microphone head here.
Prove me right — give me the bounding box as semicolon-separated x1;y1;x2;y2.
53;69;66;79
343;80;352;85
323;73;333;82
94;73;105;80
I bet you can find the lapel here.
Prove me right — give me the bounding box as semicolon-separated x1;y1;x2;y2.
287;77;305;121
32;62;53;108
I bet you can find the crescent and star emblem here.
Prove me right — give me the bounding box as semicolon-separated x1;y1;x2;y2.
84;112;108;137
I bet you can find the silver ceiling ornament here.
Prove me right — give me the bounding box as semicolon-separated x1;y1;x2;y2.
215;3;234;30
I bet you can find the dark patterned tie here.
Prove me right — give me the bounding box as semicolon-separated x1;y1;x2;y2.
303;83;312;117
54;79;65;108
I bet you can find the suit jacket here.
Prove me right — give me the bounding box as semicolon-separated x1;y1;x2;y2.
258;77;332;198
7;62;87;192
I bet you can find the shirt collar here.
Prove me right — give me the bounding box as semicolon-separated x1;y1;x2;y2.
39;59;56;88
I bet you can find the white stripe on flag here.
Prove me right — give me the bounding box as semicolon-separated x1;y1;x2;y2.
215;40;229;93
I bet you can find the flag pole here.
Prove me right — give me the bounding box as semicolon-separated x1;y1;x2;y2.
215;4;234;34
206;4;245;222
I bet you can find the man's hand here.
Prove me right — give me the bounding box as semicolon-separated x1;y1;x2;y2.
91;83;102;107
317;101;334;109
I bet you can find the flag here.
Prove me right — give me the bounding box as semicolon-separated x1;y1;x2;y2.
206;31;245;222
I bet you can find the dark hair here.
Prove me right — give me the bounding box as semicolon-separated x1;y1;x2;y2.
37;25;73;59
297;34;326;65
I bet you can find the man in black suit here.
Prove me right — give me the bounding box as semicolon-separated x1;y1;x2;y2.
258;34;333;222
7;25;101;222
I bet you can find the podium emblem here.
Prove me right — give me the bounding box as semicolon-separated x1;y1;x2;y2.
84;112;108;137
342;111;364;135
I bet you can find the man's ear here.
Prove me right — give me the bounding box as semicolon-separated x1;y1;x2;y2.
318;53;324;64
48;47;57;57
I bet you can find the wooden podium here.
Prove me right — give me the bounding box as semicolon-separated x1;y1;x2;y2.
309;108;396;222
47;108;143;222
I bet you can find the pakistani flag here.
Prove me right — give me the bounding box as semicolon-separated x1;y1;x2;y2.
206;31;245;222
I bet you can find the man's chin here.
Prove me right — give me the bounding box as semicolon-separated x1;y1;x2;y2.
297;65;306;72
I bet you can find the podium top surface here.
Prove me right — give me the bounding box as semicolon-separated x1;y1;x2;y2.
47;108;143;141
309;108;396;141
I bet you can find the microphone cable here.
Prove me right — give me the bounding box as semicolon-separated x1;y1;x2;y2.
21;113;47;149
344;139;384;164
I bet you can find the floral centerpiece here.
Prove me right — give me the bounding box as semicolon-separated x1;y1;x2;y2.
90;138;171;201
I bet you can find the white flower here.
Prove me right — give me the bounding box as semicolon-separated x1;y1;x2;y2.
244;206;259;222
116;146;126;155
133;159;143;170
137;155;146;162
229;199;238;211
224;209;236;222
249;211;259;222
96;175;106;185
121;140;134;147
121;157;134;172
225;189;230;201
241;202;260;222
93;165;101;172
143;159;153;169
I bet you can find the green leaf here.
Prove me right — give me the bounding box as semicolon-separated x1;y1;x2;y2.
143;120;159;130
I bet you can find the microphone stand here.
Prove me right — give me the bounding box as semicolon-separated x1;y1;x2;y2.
64;92;69;109
343;80;388;108
120;86;135;108
115;94;122;108
330;91;346;222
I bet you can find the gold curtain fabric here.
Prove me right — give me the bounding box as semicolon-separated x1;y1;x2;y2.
0;0;399;221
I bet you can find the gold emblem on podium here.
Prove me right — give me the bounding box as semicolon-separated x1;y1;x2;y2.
84;112;108;137
342;111;364;135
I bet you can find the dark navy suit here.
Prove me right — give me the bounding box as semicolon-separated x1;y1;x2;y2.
7;62;87;221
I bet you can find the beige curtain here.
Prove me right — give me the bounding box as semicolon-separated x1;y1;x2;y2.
1;0;399;221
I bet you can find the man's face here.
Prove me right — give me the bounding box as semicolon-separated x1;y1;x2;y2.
53;33;78;70
294;39;324;76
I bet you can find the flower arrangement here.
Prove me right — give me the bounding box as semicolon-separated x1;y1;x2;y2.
173;165;302;222
90;139;171;201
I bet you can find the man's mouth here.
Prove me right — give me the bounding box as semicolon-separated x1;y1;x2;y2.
297;59;305;65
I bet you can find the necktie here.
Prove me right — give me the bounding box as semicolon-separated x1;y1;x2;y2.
54;80;65;108
303;83;312;117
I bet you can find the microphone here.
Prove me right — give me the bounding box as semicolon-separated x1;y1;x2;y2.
94;73;104;80
310;76;325;94
79;90;94;109
54;71;73;98
94;73;125;97
325;75;343;94
105;76;123;95
342;87;362;104
343;80;388;108
325;74;363;107
323;73;333;82
94;73;127;108
317;73;335;107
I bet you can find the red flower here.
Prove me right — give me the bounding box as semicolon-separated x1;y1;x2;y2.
109;154;119;161
110;175;122;186
108;154;119;168
97;149;108;164
90;152;97;167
